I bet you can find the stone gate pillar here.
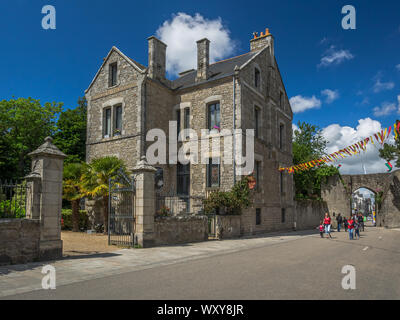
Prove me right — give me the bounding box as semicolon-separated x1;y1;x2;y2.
132;156;156;248
28;136;66;260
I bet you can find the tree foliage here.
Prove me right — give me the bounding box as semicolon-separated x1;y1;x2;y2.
63;163;85;232
292;121;339;198
54;97;87;164
379;119;400;168
0;98;61;179
81;156;127;233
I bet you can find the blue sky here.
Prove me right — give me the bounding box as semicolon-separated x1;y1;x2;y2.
1;0;399;173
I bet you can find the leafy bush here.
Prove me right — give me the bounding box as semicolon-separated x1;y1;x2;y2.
203;176;251;215
61;209;89;231
0;199;25;218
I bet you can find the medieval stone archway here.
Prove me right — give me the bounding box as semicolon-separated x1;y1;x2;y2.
321;170;400;228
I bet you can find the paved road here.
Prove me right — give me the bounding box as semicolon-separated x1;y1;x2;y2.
3;226;400;299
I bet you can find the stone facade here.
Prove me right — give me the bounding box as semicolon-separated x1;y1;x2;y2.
85;29;294;234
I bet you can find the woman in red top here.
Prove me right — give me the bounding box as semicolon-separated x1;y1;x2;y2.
348;216;354;240
324;213;332;238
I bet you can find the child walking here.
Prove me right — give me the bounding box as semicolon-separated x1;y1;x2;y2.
319;221;324;238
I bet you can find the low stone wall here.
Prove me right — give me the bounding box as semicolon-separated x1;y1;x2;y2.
0;219;40;266
216;215;241;239
295;200;327;230
154;215;208;245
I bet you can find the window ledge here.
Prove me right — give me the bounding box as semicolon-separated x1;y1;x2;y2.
107;83;120;90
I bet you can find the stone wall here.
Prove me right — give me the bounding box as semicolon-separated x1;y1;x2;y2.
295;200;327;230
215;215;241;239
153;215;208;245
322;170;400;228
0;219;40;266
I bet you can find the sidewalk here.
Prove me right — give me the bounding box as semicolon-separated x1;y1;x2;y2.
0;229;316;298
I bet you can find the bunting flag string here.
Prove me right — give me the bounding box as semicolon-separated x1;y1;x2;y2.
279;122;400;173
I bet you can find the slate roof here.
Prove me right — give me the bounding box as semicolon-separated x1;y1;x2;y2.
170;51;259;90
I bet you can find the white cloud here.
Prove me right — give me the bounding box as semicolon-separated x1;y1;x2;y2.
322;118;394;174
292;123;299;135
372;95;400;116
318;46;354;67
373;102;397;117
289;95;321;113
396;64;400;71
156;12;236;76
321;89;339;103
373;78;395;93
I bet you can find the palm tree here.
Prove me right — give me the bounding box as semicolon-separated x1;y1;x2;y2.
63;163;85;232
81;156;126;233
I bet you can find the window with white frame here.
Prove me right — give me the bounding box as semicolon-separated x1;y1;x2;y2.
208;102;220;131
114;105;122;135
103;107;112;138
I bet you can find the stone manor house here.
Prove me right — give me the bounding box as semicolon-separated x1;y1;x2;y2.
85;28;294;234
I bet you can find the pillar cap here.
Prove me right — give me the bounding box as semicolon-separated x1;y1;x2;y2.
132;156;157;173
28;136;67;159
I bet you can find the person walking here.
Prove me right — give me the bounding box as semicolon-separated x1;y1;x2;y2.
348;216;354;240
323;213;332;238
354;218;360;239
343;217;348;232
358;213;364;232
336;213;343;232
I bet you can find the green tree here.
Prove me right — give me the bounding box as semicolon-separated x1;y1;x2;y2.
292;122;339;198
379;120;400;168
0;98;62;180
54;97;87;164
63;163;85;232
81;156;126;233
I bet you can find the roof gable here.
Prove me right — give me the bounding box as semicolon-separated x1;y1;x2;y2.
85;46;146;93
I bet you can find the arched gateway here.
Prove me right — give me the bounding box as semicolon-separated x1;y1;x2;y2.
321;169;400;228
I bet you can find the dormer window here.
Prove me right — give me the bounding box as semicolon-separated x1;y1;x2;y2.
109;62;117;87
254;68;260;88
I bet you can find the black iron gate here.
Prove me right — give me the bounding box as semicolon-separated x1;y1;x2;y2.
108;171;135;247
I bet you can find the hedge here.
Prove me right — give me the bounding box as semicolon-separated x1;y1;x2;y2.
61;209;89;231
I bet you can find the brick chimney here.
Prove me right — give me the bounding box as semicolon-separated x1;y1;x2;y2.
250;28;274;56
147;36;167;82
196;38;210;82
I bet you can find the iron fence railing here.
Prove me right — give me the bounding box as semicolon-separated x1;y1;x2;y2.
0;180;29;219
155;193;205;216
